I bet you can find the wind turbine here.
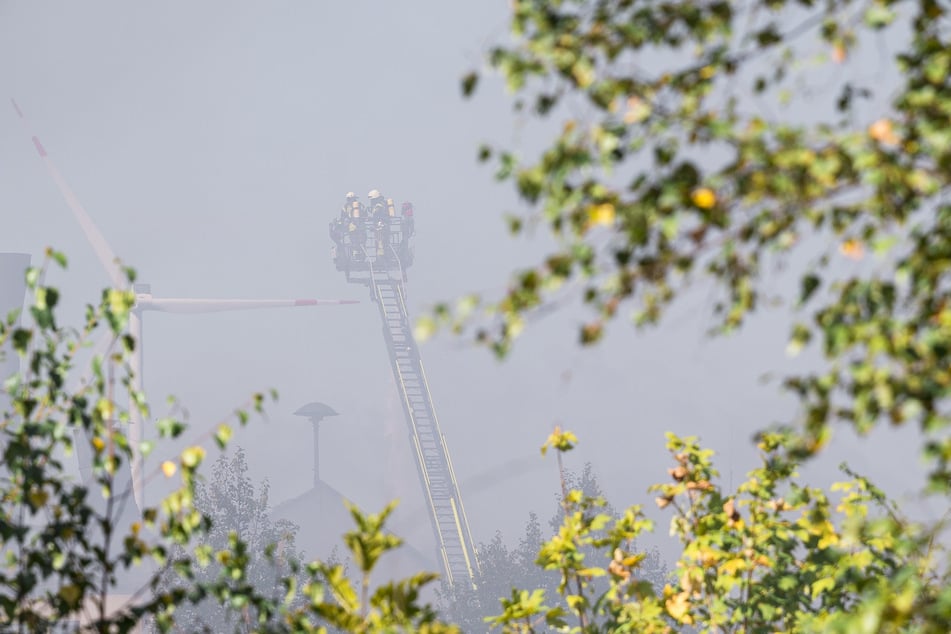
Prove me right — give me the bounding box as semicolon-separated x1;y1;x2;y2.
12;99;358;510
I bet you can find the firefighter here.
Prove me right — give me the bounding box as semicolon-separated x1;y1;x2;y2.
341;192;361;220
401;202;415;238
367;189;387;220
397;201;415;268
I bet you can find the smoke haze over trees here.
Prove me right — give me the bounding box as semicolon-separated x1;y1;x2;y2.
2;0;951;631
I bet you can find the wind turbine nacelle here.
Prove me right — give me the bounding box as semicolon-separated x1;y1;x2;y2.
133;283;153;305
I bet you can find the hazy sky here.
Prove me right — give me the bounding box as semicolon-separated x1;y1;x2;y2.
0;2;932;568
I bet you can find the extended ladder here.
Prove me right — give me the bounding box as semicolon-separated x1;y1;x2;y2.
368;265;479;588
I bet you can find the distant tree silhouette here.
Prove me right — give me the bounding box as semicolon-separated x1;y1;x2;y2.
157;448;306;632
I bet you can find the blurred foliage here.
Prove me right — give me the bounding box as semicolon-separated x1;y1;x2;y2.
0;249;221;632
440;462;667;632
488;432;951;633
434;0;951;487
425;0;951;630
0;251;457;632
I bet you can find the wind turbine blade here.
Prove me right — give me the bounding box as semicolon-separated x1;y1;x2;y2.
138;298;359;314
11;99;126;289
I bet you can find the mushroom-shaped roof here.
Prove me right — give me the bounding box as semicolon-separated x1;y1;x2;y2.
293;402;339;421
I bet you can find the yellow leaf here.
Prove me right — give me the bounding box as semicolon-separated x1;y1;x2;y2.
577;567;606;577
107;289;133;315
832;43;846;63
697;548;719;568
719;558;748;576
608;559;631;580
29;489;48;509
541;426;579;455
869;118;899;145
587;203;616;227
91;436;105;452
679;569;696;594
851;549;873;570
215;423;233;447
96;398;114;421
59;584;82;608
413;315;437;342
812;576;836;596
839;239;864;260
181;445;206;468
665;591;693;624
161;461;177;478
818;531;840;549
690;187;717;210
571;61;595;88
622;97;651;124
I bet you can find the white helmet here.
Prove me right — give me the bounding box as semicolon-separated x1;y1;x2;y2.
368;189;381;199
345;191;356;199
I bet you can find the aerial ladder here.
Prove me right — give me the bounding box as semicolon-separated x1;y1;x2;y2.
330;199;480;587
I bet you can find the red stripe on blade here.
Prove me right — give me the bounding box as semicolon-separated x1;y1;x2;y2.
32;137;47;157
295;299;318;306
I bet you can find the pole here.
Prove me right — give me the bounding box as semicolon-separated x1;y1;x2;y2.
312;419;320;487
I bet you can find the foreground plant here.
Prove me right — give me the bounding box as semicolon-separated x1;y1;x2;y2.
0;251;457;633
487;431;950;633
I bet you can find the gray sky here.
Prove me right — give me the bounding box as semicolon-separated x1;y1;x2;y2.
0;1;932;569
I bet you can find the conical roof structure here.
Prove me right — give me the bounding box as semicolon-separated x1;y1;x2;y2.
273;480;436;586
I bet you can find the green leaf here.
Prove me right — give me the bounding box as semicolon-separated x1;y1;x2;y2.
800;274;821;304
864;5;896;28
11;329;31;354
461;71;479;97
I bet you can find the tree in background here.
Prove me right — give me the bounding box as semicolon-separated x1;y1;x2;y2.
156;448;306;632
551;464;668;594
